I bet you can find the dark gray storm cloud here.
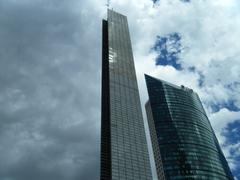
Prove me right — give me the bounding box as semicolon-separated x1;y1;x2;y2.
0;0;102;179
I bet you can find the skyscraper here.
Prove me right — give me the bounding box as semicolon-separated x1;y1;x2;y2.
101;10;152;180
145;74;234;180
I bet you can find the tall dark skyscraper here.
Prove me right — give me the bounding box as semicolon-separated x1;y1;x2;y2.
145;74;234;180
101;10;152;180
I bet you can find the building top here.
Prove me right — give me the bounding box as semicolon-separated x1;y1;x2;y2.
144;74;195;94
107;9;127;19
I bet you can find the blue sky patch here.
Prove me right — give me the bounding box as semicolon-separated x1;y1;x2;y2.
152;33;182;70
210;100;240;113
222;120;240;145
222;120;240;179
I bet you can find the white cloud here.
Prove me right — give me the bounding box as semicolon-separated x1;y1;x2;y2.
209;108;240;143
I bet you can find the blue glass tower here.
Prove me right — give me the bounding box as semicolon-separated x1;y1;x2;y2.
145;74;234;180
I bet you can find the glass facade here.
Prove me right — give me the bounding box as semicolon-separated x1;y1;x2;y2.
145;74;234;180
101;10;152;180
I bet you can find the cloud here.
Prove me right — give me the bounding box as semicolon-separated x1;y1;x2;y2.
0;0;104;179
1;0;240;179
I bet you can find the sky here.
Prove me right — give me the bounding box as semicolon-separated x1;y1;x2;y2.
0;0;239;179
